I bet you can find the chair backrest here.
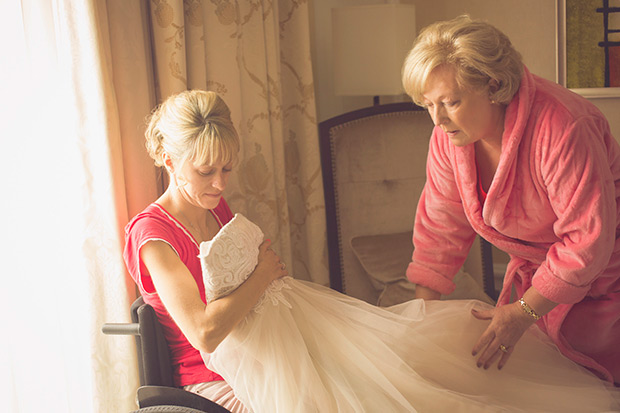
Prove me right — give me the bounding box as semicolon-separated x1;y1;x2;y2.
131;296;175;387
319;102;497;304
319;102;434;303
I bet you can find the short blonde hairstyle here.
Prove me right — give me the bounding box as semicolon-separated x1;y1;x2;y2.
145;90;240;169
402;15;523;106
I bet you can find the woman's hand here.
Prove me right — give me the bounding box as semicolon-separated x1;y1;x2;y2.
255;239;289;283
471;288;557;370
471;302;534;370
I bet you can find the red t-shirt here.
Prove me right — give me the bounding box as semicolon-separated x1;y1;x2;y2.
123;198;234;386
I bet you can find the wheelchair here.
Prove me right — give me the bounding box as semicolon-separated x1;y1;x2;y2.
102;296;231;413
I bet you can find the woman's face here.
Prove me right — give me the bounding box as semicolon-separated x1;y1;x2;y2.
422;64;504;147
175;158;233;210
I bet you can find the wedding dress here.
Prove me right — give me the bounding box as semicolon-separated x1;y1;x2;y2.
199;214;620;413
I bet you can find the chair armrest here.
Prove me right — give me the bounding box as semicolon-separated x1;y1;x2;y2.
101;322;140;336
137;385;231;413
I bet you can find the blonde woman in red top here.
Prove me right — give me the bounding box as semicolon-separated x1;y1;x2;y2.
124;90;287;412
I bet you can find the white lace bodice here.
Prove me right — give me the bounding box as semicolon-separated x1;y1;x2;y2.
199;213;292;311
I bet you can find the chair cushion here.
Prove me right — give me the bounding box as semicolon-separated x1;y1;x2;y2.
350;231;413;291
351;231;494;306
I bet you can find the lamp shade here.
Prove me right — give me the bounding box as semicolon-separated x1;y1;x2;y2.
332;4;416;96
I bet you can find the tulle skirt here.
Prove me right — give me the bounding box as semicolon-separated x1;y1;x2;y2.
202;278;620;412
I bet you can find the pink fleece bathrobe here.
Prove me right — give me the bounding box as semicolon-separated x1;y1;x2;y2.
407;66;620;383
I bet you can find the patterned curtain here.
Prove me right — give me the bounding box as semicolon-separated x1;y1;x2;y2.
145;0;328;284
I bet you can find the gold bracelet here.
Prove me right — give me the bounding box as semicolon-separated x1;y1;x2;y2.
519;297;541;321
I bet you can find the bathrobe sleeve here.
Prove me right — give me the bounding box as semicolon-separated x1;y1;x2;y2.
531;115;617;304
406;127;477;295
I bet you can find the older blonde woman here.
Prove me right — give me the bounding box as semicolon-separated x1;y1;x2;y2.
402;15;620;385
123;90;288;412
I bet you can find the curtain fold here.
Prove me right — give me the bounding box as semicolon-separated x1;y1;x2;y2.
71;1;142;410
106;0;161;217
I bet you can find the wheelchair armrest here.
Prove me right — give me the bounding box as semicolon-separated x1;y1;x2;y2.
137;385;231;413
101;322;140;336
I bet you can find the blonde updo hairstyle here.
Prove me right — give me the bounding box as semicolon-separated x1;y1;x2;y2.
402;15;523;106
145;90;240;171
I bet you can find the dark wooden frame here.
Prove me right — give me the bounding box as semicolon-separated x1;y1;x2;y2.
318;102;497;300
319;102;420;292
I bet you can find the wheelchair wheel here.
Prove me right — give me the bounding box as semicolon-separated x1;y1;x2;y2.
131;406;208;413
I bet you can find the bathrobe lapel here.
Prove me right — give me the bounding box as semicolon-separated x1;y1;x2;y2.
452;68;544;270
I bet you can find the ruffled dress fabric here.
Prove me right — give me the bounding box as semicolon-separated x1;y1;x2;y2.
199;214;620;413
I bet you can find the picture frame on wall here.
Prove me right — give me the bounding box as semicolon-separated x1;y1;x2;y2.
556;0;620;98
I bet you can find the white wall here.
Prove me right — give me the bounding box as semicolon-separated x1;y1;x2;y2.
593;99;620;141
311;0;620;140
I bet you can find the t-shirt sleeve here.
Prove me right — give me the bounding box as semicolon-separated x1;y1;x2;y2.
123;213;181;295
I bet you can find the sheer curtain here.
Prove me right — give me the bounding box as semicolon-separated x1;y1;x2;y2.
1;1;138;412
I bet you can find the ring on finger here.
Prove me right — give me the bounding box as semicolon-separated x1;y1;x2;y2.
499;344;509;353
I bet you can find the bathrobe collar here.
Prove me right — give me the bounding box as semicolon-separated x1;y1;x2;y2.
453;66;538;247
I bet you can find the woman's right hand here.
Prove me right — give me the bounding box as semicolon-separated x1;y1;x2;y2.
255;239;289;282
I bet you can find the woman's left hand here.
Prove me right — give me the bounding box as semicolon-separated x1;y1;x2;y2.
471;302;536;370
